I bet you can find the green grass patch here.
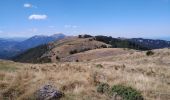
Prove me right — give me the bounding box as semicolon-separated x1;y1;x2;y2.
111;85;143;100
0;75;3;80
97;83;110;94
146;50;154;56
96;84;144;100
96;64;103;68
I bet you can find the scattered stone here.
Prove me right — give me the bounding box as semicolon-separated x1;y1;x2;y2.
111;92;123;100
35;84;64;100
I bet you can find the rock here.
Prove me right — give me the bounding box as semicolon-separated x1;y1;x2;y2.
35;84;64;100
111;92;123;100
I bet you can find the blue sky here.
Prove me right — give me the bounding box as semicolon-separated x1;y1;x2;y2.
0;0;170;38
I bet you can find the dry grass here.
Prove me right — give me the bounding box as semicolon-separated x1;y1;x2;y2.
61;48;134;62
0;49;170;100
43;37;111;62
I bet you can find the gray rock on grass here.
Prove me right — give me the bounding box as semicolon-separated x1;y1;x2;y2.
35;84;64;100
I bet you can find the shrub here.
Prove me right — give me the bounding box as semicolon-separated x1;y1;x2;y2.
80;48;91;52
146;50;154;56
97;83;110;94
78;34;93;38
70;48;91;55
39;57;51;63
96;64;103;68
83;34;93;38
69;50;78;54
56;56;60;60
111;85;143;100
78;35;82;38
100;45;107;48
89;38;93;41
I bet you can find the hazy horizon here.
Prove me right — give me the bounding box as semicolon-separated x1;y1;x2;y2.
1;33;170;41
0;0;170;39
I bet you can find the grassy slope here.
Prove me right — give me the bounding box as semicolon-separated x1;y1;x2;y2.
61;48;134;62
50;38;111;62
0;48;170;100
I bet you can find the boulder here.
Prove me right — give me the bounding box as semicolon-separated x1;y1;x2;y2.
35;84;64;100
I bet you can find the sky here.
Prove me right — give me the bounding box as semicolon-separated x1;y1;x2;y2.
0;0;170;38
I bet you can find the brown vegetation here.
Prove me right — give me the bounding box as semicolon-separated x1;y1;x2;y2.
0;48;170;100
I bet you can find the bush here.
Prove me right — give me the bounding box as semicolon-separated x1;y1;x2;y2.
89;38;93;41
111;85;143;100
69;48;91;55
78;35;82;38
69;50;78;54
83;34;93;38
100;45;107;48
56;56;60;60
78;34;93;38
39;57;51;63
97;83;110;94
146;50;154;56
80;48;91;52
96;64;103;68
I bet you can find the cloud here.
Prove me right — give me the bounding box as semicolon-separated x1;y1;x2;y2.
28;14;48;20
24;3;32;8
64;25;79;28
24;3;37;8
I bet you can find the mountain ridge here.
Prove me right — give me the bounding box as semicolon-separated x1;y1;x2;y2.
0;33;66;59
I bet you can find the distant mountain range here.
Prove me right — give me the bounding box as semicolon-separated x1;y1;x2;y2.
0;33;65;59
13;34;65;51
1;34;170;60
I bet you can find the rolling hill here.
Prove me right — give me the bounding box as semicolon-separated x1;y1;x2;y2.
13;35;170;63
13;37;111;63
